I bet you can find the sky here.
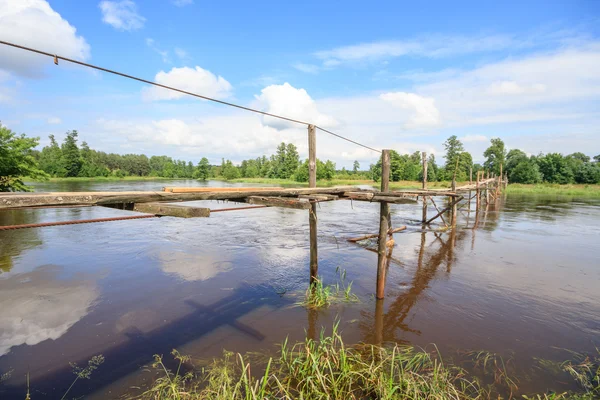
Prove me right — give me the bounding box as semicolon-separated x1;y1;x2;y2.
0;0;599;168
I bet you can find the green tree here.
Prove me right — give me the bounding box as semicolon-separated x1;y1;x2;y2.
442;135;467;180
537;153;574;184
283;143;300;178
194;157;210;180
38;134;64;176
574;162;600;184
594;155;600;163
483;138;506;175
510;160;542;183
0;123;48;191
222;160;240;180
353;160;360;173
61;130;82;177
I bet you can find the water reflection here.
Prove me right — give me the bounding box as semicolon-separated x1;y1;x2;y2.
0;210;41;273
0;265;99;356
157;250;233;281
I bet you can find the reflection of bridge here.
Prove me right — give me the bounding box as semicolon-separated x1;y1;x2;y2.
0;283;288;399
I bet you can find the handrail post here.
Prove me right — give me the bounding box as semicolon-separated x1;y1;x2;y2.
308;125;318;284
376;149;391;299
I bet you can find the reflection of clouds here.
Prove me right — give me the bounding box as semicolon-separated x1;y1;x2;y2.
0;265;99;356
158;251;233;281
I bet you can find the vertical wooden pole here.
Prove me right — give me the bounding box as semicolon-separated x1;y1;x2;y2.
497;163;503;196
376;150;391;299
308;125;317;188
469;166;473;185
422;151;427;190
451;155;459;192
308;125;318;284
476;171;480;209
374;299;384;345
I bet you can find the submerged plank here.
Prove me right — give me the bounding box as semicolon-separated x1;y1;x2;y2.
133;202;210;218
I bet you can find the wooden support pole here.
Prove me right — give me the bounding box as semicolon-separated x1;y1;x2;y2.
425;196;464;225
308;124;318;285
374;299;384;345
498;163;503;196
376;149;391;299
347;226;407;243
452;155;459;192
422;196;428;223
469;166;473;185
422;151;427;190
308;124;317;188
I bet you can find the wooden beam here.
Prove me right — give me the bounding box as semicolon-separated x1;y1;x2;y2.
0;187;355;209
247;196;311;210
133;202;210;218
298;194;339;201
343;191;417;203
163;187;283;193
347;226;407;243
376;149;391;299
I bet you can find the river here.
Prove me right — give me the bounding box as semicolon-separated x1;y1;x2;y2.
0;180;599;398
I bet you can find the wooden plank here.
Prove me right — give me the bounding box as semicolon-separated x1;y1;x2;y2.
343;191;417;204
0;187;354;209
163;187;283;193
247;196;311;210
298;194;339;201
133;202;210;218
347;226;407;243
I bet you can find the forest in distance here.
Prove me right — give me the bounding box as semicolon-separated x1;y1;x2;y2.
1;122;600;192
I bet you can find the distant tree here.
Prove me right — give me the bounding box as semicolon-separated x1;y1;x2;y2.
574;162;600;184
283;143;300;178
537;153;575;184
61;130;82;177
510;160;542;184
567;152;590;163
353;160;360;173
442;135;471;180
194;157;210;180
594;155;600;163
483;138;507;175
0;123;48;191
38;134;65;176
221;160;240;180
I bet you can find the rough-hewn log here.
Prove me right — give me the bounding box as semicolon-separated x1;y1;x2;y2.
347;226;407;242
298;194;339;201
343;191;417;203
0;187;354;209
133;202;210;218
247;196;311;210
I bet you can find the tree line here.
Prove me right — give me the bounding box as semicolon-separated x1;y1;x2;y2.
1;122;599;192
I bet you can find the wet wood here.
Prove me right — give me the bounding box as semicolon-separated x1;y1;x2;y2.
429;196;448;227
309;203;318;284
347;226;407;242
298;194;338;201
425;196;464;225
343;191;417;203
376;150;391;299
133;202;210;218
0;187;354;209
163;187;283;193
247;196;311;210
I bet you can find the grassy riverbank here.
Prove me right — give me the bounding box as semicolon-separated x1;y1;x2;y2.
134;326;599;400
505;183;600;197
24;176;180;182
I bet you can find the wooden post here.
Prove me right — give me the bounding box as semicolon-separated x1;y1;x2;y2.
451;155;459;192
376;150;391;299
469;166;473;185
374;299;384;345
476;171;480;209
422;151;427;190
497;163;503;196
308;124;318;284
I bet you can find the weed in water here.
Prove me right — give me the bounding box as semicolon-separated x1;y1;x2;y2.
61;354;105;400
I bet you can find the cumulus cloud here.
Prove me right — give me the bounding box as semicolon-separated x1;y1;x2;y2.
159;251;232;281
0;0;90;77
47;117;62;124
99;0;145;31
254;82;338;129
142;66;232;101
380;92;440;128
0;266;99;356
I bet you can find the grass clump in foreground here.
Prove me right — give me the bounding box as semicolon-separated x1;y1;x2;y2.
298;268;359;309
136;323;478;400
134;327;600;400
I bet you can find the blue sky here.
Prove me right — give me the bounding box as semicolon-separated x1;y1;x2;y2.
1;0;599;167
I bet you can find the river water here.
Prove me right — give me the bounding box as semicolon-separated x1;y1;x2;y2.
0;180;599;398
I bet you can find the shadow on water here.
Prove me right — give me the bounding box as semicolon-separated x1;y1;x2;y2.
0;282;292;399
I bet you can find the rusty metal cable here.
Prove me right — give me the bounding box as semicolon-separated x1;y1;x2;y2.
0;214;156;231
0;40;382;154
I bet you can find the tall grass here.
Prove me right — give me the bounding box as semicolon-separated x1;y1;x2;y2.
132;331;600;400
298;267;359;309
505;183;600;197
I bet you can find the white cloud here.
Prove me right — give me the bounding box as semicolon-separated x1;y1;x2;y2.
380;92;440;128
174;47;188;60
315;34;517;65
487;81;546;95
254;82;338;129
172;0;193;6
47;117;62;124
146;38;170;63
461;134;488;142
0;0;90;78
293;63;320;74
99;0;145;31
142;66;232;101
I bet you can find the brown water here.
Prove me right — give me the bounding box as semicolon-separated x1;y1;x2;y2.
0;180;599;398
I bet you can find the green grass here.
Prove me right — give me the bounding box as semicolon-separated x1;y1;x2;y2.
505;183;600;197
132;327;600;400
298;268;360;309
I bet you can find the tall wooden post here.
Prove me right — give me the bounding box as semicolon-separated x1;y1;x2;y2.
308;125;318;284
469;166;473;185
421;152;428;223
497;163;503;196
374;299;384;345
376;150;391;299
476;171;480;209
